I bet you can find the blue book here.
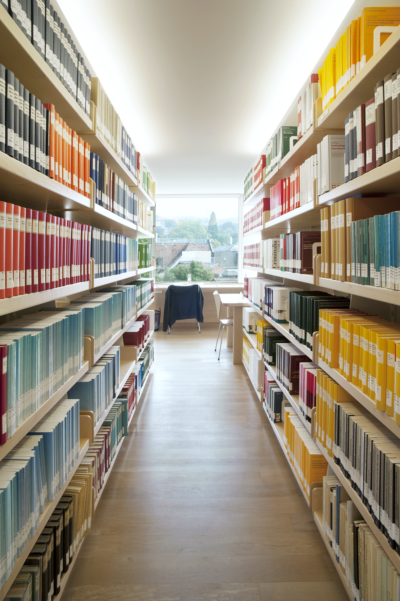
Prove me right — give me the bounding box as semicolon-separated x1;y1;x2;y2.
385;213;391;289
379;215;386;289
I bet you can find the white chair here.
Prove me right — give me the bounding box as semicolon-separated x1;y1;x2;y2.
213;291;233;360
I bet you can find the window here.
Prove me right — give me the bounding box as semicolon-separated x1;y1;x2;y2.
155;196;239;283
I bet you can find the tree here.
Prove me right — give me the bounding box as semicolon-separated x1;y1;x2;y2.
168;220;207;239
220;221;236;231
208;212;219;239
190;261;214;282
155;226;165;237
164;219;177;228
171;265;188;281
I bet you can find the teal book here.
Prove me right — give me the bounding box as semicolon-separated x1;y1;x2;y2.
374;215;381;287
385;213;391;289
368;217;375;286
379;215;386;288
362;218;369;286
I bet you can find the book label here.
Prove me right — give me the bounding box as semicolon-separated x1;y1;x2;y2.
376;142;383;159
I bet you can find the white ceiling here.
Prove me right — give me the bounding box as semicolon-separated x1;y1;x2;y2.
58;0;358;195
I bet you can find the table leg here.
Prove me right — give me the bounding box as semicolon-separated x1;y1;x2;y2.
233;306;243;365
226;306;233;347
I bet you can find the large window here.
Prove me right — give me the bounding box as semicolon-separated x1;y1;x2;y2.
155;196;239;283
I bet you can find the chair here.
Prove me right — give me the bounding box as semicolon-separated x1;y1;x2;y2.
162;284;204;333
213;291;233;360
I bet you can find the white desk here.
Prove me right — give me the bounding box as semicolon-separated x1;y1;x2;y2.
219;294;251;365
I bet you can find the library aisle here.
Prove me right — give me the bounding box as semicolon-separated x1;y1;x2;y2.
64;327;347;601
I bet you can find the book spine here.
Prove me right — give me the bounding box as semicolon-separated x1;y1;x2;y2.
5;70;14;157
12;204;20;297
18;206;25;295
31;210;39;293
365;98;376;172
0;202;4;300
25;208;32;294
375;81;385;167
392;73;398;160
23;87;29;165
38;211;46;291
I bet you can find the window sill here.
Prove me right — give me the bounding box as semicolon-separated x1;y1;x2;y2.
155;283;244;290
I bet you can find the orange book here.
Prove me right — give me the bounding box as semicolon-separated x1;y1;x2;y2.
84;142;91;199
356;17;361;74
57;113;63;184
5;203;13;298
68;127;72;188
12;204;20;297
0;202;5;300
71;131;79;192
43;104;56;179
62;119;67;187
360;7;400;68
78;137;85;196
18;206;25;295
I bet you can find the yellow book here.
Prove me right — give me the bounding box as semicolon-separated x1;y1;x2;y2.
360;7;400;69
321;373;329;448
346;24;351;87
356;16;361;75
352;322;362;388
351;20;358;80
326;378;335;457
319;309;328;362
394;342;400;425
341;32;347;90
341;316;368;382
335;37;341;98
386;338;400;418
306;450;328;501
328;310;360;369
374;332;400;411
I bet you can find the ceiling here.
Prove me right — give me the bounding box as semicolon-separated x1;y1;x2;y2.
58;0;357;195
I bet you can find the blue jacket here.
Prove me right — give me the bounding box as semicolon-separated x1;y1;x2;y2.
163;285;204;331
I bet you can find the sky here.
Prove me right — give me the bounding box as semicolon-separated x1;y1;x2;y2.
156;197;239;222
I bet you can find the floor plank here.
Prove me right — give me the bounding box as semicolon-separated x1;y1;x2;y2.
64;326;348;601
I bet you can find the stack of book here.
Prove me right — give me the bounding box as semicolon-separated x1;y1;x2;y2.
0;65;91;195
123;314;151;352
3;0;92;114
0;309;84;443
68;346;120;426
243;242;262;270
319;7;400;114
90;227;138;278
264;231;321;274
101;285;137;326
322;476;400;599
275;342;312;395
90;153;138;222
263;326;286;365
243;198;270;234
243;276;271;310
242;307;259;335
282;406;328;503
264;373;284;423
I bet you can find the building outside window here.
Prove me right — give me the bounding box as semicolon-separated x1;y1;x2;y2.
155;197;239;283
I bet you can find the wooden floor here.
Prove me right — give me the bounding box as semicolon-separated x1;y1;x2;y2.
64;325;348;601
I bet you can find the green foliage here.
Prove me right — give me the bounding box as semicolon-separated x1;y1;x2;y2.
211;238;221;249
190;261;214;282
171;265;188;281
164;219;177;228
169;219;207;239
155;226;165;236
207;211;219;239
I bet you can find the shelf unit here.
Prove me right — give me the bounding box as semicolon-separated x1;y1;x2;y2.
243;181;270;208
263;268;314;285
262;403;310;507
0;7;91;132
263;202;321;238
317;276;400;307
243;360;261;401
243;225;264;238
137;299;155;318
136;331;155;360
242;327;262;359
264;362;311;434
0;438;90;601
132;183;156;207
92;270;138;289
0;282;91;318
137;266;156;275
128;362;153;427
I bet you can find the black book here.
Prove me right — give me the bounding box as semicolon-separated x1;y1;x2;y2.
44;105;49;176
23;86;29;164
1;1;9;12
39;0;46;60
32;0;40;55
59;21;65;88
56;502;71;573
35;96;41;171
25;552;43;601
60;495;74;563
38;532;54;600
18;82;24;162
29;544;48;601
54;12;61;82
0;64;5;154
85;65;91;116
20;0;29;39
9;0;22;29
13;75;20;160
45;0;52;70
26;0;32;42
29;92;36;168
46;517;62;595
41;104;46;174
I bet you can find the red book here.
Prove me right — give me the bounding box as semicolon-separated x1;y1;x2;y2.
55;216;60;288
50;215;57;289
18;206;25;295
25;208;32;294
0;202;5;300
57;113;62;184
365;97;376;172
31;210;39;293
0;345;7;445
67;126;72;188
87;225;91;281
78;137;85;196
43;103;55;179
59;218;64;287
38;211;47;292
12;205;20;297
45;213;52;289
78;223;83;282
71;222;76;284
66;220;72;286
71;131;79;192
82;225;87;282
84;142;91;198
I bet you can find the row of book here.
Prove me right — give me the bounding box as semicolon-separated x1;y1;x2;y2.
3;0;92;114
317;134;345;196
90;153;138;221
297;74;320;139
319;7;400;113
243;242;262;270
0;202;92;299
315;368;352;455
269;153;317;219
0;66;91;196
242;307;259;336
90;228;138;279
322;476;400;600
123;313;152;353
243;276;265;310
242;336;261;392
275;342;312;397
0;399;81;585
69;346;121;428
243;198;270;235
318;308;400;418
264;371;283;423
138;200;153;233
264;231;321;274
138;240;152;270
317;398;400;555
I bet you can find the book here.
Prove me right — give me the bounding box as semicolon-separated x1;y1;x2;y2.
360;7;400;68
384;72;394;162
392;72;398;160
375;80;385;167
365;97;376;172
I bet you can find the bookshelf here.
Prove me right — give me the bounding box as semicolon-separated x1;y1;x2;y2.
243;360;261;401
0;437;90;601
243;224;264;238
243;181;270;208
262;311;314;360
263;202;321;238
263;267;314;285
137;266;156;275
66;203;138;239
132;183;156;207
0;6;91;132
318;276;400;307
137;225;155;238
242;327;262;359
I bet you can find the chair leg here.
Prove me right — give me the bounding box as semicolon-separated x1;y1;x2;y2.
215;323;221;351
198;322;201;333
218;326;225;360
168;326;171;335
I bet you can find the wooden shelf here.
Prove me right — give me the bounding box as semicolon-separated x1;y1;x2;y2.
131;184;156;207
0;361;89;462
263;267;314;285
263;202;321;238
318;156;400;205
243;360;261;401
66;204;138;239
243;182;270;208
264;125;343;188
264;362;311;434
263;313;314;360
0;7;91;132
315;438;400;574
93;271;138;289
0;282;90;318
79;130;138;189
242;327;262;359
318;277;400;307
318;24;400;131
313;510;353;601
0;152;91;212
318;358;400;440
137;266;156;275
262;403;310;507
0;438;90;601
137;225;155;239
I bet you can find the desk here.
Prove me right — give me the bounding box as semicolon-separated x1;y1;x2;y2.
219;294;251;365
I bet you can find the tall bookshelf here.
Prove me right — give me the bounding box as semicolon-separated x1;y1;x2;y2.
0;3;156;600
241;9;400;599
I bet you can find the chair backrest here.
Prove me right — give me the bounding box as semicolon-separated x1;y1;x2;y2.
213;290;221;320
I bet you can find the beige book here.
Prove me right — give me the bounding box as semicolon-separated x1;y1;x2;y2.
331;202;336;280
337;200;346;282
